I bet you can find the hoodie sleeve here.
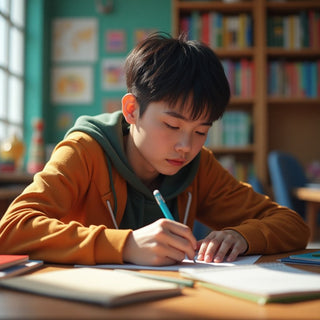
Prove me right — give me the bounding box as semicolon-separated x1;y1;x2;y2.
0;132;132;265
195;148;310;254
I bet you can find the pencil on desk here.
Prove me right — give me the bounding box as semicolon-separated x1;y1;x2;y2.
116;269;195;288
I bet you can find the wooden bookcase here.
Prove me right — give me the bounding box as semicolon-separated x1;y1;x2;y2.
172;0;320;188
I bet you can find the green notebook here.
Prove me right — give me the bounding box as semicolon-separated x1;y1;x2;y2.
180;263;320;305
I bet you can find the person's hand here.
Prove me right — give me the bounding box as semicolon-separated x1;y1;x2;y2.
196;230;248;263
123;218;197;266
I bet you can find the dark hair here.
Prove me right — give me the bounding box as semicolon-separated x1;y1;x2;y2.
125;32;230;122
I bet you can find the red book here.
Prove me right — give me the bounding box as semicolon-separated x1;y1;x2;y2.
201;12;210;46
0;255;29;270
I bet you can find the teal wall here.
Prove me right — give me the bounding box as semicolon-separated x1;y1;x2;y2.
25;0;172;149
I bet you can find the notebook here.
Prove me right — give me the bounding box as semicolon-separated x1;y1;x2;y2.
75;255;261;271
0;255;29;270
0;260;44;279
0;268;182;307
180;263;320;305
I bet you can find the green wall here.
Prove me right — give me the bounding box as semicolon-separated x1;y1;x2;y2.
25;0;172;148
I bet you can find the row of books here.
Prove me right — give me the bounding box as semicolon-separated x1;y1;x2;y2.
216;155;254;182
268;60;320;98
267;11;320;49
180;11;253;49
222;59;254;98
205;111;252;148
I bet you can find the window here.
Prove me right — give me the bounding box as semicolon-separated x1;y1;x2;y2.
0;0;25;142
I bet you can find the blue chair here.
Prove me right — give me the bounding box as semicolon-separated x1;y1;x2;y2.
248;175;265;194
268;150;307;218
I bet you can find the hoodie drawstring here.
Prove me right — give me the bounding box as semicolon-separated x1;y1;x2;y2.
107;192;192;229
106;200;119;229
183;192;192;225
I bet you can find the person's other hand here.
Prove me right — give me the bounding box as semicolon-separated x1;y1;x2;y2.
196;230;248;263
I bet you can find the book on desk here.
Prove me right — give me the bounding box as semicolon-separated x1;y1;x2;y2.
0;255;43;279
179;262;320;305
279;250;320;266
0;267;182;307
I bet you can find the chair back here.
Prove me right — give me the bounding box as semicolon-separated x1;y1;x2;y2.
248;176;265;194
268;150;307;216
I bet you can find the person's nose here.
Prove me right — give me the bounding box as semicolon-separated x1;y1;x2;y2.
175;132;192;153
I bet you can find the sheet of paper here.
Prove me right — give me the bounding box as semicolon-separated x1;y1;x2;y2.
75;255;261;271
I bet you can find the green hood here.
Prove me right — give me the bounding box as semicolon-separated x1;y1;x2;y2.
66;111;200;229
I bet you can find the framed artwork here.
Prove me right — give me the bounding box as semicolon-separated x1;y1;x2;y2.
102;58;126;91
134;29;157;45
105;30;126;53
51;66;93;104
52;18;98;62
56;112;74;130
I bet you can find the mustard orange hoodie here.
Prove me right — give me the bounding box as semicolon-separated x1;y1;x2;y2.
0;112;310;264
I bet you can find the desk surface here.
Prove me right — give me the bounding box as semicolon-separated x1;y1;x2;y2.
0;250;320;320
295;187;320;203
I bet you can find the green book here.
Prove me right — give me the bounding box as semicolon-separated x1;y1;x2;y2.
180;263;320;305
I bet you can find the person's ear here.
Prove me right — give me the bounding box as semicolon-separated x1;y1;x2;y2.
122;93;139;124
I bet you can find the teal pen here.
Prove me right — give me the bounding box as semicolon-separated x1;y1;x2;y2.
153;189;197;263
153;189;175;221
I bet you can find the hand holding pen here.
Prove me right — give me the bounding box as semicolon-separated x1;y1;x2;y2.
122;190;197;266
153;189;197;263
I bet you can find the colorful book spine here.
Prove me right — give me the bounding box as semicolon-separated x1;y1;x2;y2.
179;11;253;49
205;111;252;149
267;10;320;49
222;59;254;98
268;60;320;98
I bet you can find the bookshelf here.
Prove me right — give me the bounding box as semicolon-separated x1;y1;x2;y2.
172;0;320;187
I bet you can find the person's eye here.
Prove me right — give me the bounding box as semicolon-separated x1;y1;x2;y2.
196;131;206;136
165;123;179;130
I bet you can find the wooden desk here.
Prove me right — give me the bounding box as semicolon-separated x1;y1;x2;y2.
0;251;319;320
295;187;320;242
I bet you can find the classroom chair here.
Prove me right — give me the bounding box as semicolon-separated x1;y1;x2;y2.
248;176;265;194
268;150;307;217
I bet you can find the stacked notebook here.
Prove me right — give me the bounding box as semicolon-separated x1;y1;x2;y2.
0;255;43;279
180;262;320;304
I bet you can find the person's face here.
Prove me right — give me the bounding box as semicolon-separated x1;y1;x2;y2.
127;99;212;182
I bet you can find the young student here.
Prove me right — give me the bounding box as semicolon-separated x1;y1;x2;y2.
0;33;309;266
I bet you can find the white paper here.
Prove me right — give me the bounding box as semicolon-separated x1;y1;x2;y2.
75;255;261;271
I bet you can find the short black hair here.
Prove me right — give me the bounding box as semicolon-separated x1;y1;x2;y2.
125;32;230;122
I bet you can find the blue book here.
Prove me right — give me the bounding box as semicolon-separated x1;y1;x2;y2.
290;251;320;262
280;251;320;266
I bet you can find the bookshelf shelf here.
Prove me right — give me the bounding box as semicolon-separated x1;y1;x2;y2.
177;1;254;12
266;1;320;11
268;97;320;105
214;48;254;57
267;48;320;58
173;0;320;187
212;146;255;154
